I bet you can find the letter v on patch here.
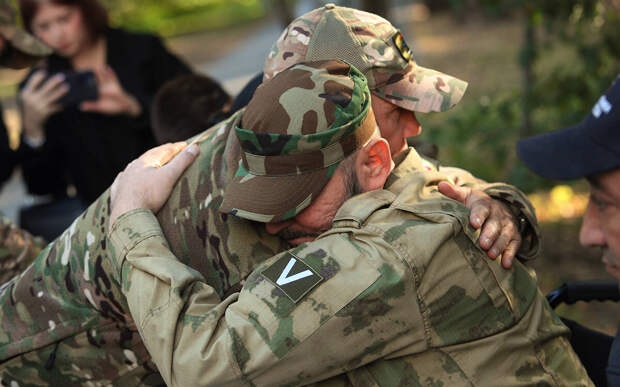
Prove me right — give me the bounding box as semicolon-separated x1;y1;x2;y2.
262;252;324;303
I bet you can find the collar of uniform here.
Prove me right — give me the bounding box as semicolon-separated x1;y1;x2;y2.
384;147;426;191
332;147;439;229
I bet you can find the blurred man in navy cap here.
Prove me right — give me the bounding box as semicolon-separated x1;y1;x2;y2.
518;74;620;387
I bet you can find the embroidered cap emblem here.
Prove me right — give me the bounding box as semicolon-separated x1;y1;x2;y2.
392;31;413;62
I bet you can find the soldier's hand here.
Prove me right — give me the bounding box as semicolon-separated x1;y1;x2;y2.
109;142;200;231
438;181;521;269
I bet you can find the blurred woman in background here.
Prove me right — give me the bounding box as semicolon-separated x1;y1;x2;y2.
16;0;192;240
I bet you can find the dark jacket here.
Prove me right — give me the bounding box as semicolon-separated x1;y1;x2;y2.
18;28;192;202
609;327;620;386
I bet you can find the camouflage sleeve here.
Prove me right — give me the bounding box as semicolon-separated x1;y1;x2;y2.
440;166;541;260
0;215;46;284
0;191;167;385
109;209;421;386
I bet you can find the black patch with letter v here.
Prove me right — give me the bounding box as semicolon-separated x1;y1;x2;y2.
261;252;324;303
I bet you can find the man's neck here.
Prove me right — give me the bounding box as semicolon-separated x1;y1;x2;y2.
391;147;411;168
72;37;106;70
383;147;427;191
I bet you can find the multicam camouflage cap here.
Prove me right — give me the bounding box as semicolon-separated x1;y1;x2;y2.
263;4;468;113
0;0;51;68
219;60;377;223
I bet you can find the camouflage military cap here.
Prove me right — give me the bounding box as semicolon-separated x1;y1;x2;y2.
0;0;51;69
219;60;377;223
263;4;468;113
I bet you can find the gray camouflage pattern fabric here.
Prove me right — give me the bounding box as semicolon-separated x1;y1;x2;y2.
220;60;377;223
108;146;591;386
263;4;467;113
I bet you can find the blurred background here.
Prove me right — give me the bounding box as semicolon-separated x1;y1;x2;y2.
0;0;619;333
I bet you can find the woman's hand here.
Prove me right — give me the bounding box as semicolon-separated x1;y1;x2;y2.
19;70;68;142
80;66;142;117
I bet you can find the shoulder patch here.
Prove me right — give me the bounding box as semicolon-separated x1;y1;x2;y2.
261;252;324;303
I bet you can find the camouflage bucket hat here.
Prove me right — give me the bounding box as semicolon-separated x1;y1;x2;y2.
0;0;51;68
219;60;377;223
263;4;468;113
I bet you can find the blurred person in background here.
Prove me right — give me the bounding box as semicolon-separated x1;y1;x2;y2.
0;0;50;284
517;75;620;387
16;0;192;240
0;0;52;187
151;73;231;145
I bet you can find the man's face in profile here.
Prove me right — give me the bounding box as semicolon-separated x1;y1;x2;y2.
580;168;620;280
371;95;422;156
264;167;358;246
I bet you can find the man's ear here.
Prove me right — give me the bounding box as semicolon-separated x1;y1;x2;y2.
356;138;394;192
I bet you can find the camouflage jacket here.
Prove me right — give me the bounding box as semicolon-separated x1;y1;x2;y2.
0;112;540;385
109;147;590;386
0;215;45;285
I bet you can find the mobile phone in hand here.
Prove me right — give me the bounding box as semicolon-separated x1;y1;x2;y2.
53;70;98;107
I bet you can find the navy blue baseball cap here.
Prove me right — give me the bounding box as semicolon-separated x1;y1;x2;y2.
517;75;620;180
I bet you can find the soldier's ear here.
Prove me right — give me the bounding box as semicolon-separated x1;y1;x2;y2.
355;138;394;192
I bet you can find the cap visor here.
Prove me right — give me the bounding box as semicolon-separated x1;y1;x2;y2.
219;168;330;223
374;64;468;113
517;123;620;180
8;27;51;56
0;25;51;68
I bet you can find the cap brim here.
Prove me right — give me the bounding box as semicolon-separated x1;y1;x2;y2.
1;25;51;55
0;25;51;68
373;63;468;113
517;122;620;180
219;167;330;223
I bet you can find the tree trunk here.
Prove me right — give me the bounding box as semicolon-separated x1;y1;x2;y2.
273;0;296;28
361;0;390;20
520;10;536;138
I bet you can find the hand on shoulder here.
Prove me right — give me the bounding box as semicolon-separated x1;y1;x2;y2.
108;142;200;231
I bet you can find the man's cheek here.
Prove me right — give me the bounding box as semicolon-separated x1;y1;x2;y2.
602;250;620;273
605;264;620;282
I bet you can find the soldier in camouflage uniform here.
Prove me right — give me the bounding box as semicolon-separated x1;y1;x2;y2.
0;5;540;385
0;0;51;285
107;60;591;386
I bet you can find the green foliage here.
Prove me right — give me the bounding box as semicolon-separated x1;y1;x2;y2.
100;0;264;36
424;91;551;193
427;0;619;192
532;4;620;125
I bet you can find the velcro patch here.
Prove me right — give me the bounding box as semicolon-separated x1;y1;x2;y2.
261;252;324;303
